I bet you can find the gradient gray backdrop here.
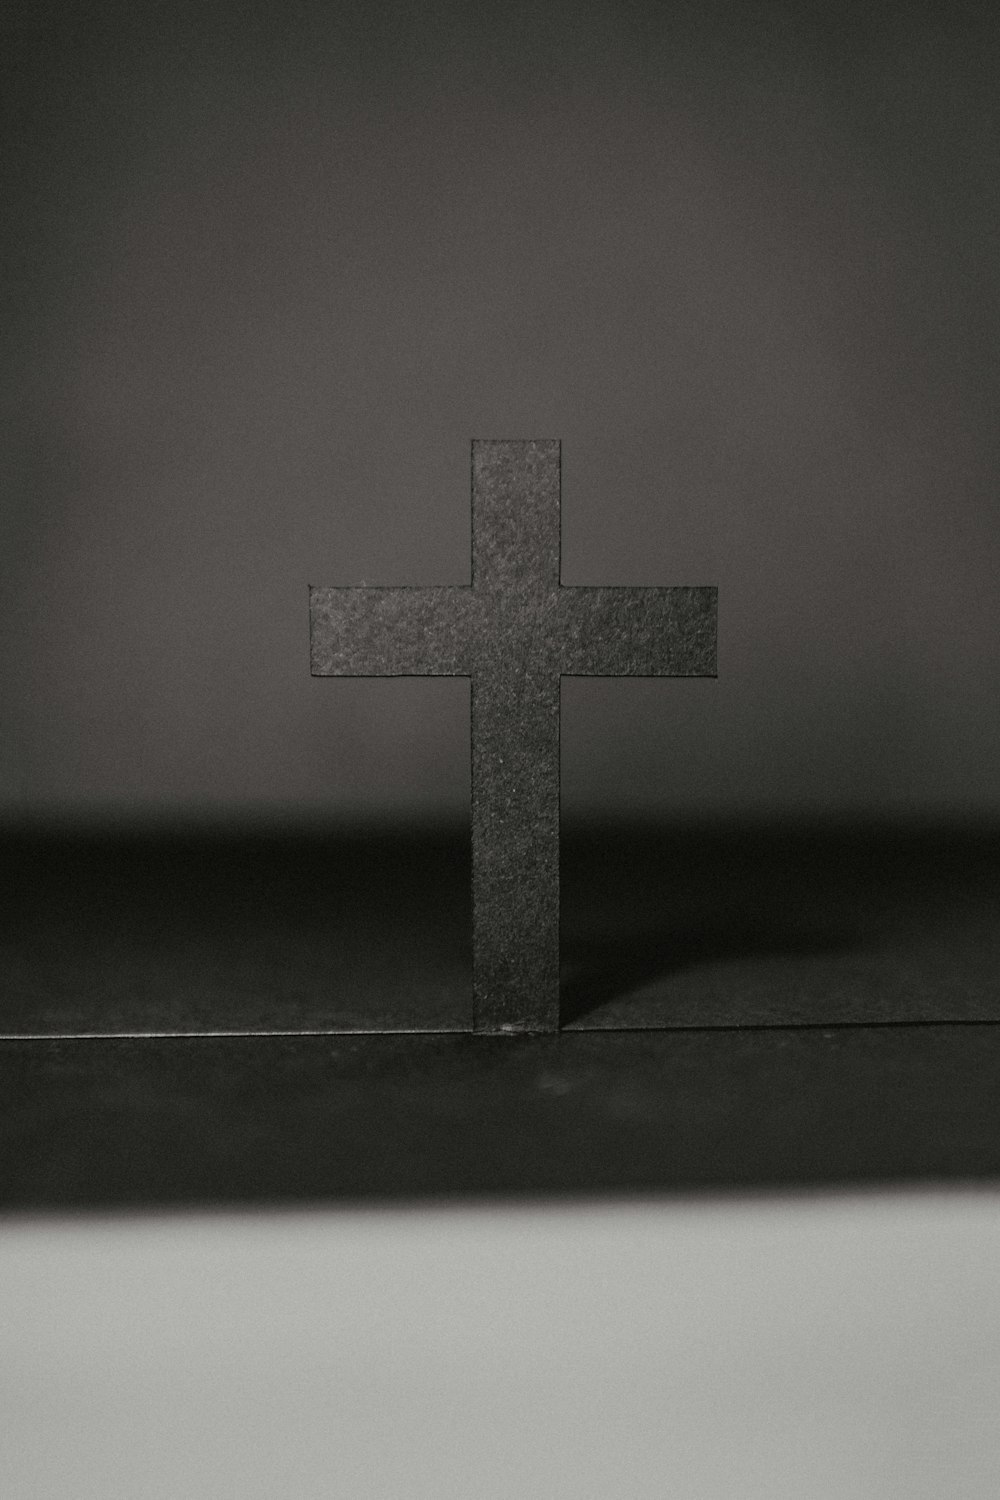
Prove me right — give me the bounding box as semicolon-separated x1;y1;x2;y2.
3;1;998;825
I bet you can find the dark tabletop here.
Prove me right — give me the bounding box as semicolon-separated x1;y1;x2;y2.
2;821;999;1210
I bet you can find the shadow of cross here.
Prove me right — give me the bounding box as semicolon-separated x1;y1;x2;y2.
310;439;717;1034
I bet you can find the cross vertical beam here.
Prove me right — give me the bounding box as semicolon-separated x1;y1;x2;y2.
470;441;562;1032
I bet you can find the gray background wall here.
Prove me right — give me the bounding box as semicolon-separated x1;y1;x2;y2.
3;1;998;825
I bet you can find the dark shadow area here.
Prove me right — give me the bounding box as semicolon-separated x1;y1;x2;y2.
0;823;472;1035
560;822;1000;1028
560;924;855;1026
2;819;1000;1034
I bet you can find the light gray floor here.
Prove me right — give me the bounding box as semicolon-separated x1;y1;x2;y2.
3;1189;999;1498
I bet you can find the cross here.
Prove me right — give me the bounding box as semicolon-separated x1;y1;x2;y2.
310;440;718;1034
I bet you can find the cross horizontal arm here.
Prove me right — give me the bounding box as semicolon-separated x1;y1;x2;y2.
556;585;717;676
310;587;475;676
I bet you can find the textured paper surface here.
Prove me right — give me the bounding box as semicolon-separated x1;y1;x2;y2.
311;440;718;1031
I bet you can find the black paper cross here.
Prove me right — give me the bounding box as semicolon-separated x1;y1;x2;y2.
310;440;717;1033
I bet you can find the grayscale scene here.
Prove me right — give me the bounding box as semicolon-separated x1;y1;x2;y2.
2;3;999;1496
